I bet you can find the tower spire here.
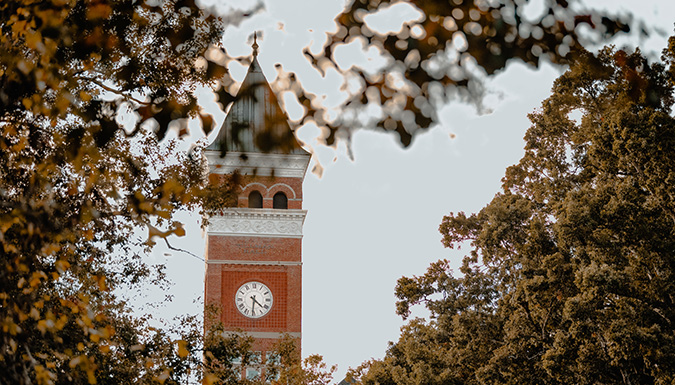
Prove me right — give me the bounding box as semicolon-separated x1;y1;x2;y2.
206;29;306;154
252;31;259;57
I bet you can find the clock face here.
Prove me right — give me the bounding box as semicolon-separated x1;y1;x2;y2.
235;281;273;319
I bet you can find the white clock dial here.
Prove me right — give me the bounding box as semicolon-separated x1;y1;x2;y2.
235;281;273;318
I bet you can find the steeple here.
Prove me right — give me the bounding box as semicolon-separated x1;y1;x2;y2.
251;31;259;58
203;35;310;376
207;33;304;154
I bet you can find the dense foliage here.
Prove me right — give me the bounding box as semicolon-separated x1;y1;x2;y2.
0;0;650;383
0;0;232;383
0;125;210;383
350;40;675;384
202;325;336;385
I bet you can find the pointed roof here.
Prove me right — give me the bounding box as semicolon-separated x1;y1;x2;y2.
207;35;305;154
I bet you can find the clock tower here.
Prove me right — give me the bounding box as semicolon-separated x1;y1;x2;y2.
203;35;310;377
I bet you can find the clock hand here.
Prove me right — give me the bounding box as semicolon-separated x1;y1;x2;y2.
251;295;264;308
250;296;256;312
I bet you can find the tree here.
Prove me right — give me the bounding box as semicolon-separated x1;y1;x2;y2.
0;124;214;383
350;39;675;384
202;328;336;385
0;0;650;382
299;0;638;147
0;0;237;382
265;336;337;385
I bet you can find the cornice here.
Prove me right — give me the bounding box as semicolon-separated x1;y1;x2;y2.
206;260;302;266
208;208;307;238
205;151;310;178
222;331;301;339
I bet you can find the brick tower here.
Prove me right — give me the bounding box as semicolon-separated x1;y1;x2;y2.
203;35;310;379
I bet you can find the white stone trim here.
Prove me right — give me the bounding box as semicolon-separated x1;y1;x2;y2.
267;183;297;199
205;151;310;178
208;208;307;237
223;331;301;339
240;182;268;192
212;232;303;239
206;260;302;266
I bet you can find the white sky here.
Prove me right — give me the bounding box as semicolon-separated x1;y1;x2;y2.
143;0;675;381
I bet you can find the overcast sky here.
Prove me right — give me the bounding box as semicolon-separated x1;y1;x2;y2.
144;0;675;381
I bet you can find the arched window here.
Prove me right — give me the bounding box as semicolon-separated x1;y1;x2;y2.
248;191;263;208
273;192;288;209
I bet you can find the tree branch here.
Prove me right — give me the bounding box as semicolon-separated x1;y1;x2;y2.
77;75;153;106
163;238;204;262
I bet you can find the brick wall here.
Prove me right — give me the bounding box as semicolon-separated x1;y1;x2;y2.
204;171;304;355
207;236;301;263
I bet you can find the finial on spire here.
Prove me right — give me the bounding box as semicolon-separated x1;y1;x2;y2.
252;31;259;57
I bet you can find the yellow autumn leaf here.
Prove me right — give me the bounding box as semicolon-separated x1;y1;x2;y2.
87;3;112;19
22;97;32;109
0;216;18;233
204;373;219;385
55;315;68;330
176;339;189;358
139;201;154;213
33;364;56;385
101;325;114;338
37;320;48;334
17;310;28;322
11;136;28;152
29;271;47;287
41;242;61;256
155;209;171;219
55;259;70;273
79;90;92;102
147;224;163;239
173;223;186;237
11;19;28;36
163;178;184;195
83;228;94;241
95;275;106;291
25;30;43;51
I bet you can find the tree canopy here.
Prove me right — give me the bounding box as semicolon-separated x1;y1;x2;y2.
0;0;654;383
301;0;636;147
202;324;337;385
0;0;229;382
350;39;675;385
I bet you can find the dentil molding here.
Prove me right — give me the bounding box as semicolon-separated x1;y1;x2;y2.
208;208;307;238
